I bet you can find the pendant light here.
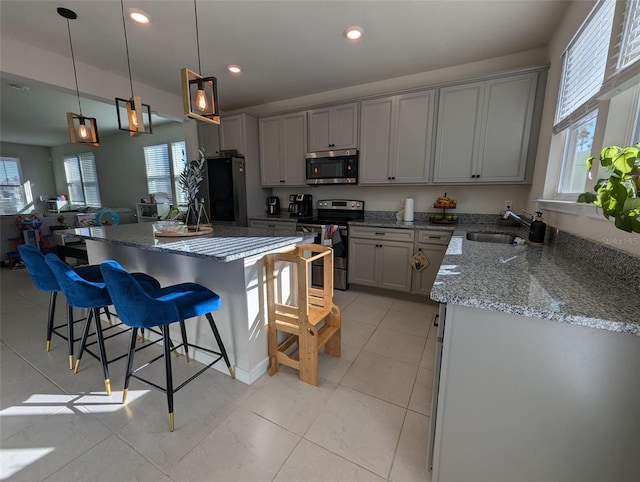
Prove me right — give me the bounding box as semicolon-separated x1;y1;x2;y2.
115;0;152;136
181;0;220;125
58;7;99;147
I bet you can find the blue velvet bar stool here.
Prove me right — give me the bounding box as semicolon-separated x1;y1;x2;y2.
44;253;160;395
100;260;235;432
17;244;104;369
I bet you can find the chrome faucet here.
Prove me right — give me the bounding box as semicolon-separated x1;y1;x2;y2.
502;209;533;228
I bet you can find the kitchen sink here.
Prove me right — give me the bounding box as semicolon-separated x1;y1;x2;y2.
466;232;517;244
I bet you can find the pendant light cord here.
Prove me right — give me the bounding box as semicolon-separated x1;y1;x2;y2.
65;17;83;115
120;0;135;97
194;0;202;74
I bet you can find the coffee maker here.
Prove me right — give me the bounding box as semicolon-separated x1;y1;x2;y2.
266;196;280;215
288;194;313;218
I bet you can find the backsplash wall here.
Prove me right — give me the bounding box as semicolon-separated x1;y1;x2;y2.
273;184;530;215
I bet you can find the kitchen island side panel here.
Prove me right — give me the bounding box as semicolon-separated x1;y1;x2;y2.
432;304;640;482
86;240;271;384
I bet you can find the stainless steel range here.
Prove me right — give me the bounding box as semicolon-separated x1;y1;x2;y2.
297;199;365;291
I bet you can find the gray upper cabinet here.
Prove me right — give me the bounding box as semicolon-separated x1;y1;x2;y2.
220;114;245;154
359;90;435;185
433;72;538;183
259;112;307;187
307;102;358;151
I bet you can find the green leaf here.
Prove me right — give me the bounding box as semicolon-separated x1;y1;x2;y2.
577;192;597;203
586;157;593;171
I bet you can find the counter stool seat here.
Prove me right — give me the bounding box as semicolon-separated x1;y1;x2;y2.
100;260;235;432
44;253;160;394
18;244;103;369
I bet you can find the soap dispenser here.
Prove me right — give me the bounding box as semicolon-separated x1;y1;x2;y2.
528;212;546;245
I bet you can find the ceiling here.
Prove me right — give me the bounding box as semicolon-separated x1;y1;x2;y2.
0;0;570;147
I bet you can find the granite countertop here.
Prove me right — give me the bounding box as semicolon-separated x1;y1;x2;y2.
61;223;313;263
430;224;640;336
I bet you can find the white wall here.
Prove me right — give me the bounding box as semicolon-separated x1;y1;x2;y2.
528;1;640;257
273;184;529;216
49;122;186;211
0;141;56;213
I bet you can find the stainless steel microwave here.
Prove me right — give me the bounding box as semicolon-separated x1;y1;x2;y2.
306;149;358;185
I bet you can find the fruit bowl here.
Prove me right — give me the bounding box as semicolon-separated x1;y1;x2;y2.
153;221;188;235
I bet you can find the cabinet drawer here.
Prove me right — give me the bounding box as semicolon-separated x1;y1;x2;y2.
418;230;452;245
249;220;297;231
350;226;415;242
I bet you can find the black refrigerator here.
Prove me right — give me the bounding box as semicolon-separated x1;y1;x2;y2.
206;156;248;226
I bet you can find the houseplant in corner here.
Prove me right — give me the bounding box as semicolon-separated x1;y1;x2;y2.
178;147;210;230
577;143;640;233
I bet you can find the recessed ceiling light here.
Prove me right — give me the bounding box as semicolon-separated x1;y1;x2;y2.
128;8;150;24
226;65;242;74
344;26;363;41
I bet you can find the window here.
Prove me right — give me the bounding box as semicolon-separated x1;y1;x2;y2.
0;156;28;215
64;153;102;207
555;0;616;130
143;141;187;205
619;0;640;70
558;110;598;194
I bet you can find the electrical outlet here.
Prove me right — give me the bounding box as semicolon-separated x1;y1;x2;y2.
504;200;512;210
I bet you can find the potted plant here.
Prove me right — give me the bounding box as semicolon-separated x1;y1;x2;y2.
577;143;640;233
178;148;208;229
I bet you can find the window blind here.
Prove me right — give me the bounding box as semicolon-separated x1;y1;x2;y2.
0;157;27;214
555;0;616;132
620;0;640;69
79;153;101;207
144;144;173;202
171;142;187;205
64;153;101;207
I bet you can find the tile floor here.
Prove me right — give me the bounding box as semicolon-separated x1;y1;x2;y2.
0;267;437;481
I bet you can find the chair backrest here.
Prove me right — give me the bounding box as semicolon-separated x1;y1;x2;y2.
100;260;178;328
44;253;110;309
18;245;60;292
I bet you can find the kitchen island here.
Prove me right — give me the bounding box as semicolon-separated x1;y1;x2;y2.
62;222;314;384
429;227;640;482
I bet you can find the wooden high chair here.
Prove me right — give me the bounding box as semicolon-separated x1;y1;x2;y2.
264;244;341;386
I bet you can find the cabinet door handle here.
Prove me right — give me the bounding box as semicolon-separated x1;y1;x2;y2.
280;180;285;183
374;232;386;236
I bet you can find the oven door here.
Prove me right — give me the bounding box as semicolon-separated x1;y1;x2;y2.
298;224;349;291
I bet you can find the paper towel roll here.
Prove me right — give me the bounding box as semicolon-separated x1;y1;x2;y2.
403;197;414;222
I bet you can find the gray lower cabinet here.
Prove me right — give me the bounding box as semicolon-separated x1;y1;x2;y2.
411;230;451;296
348;227;415;292
248;219;298;231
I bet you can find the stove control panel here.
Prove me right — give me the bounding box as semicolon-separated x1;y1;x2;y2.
317;199;364;211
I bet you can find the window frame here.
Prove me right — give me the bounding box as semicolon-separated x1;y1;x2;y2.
143;141;187;206
0;156;28;215
556;109;599;197
63;152;102;208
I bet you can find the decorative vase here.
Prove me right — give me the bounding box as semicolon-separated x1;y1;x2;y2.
186;199;210;230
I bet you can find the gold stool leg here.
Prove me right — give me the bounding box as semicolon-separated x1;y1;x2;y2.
169;412;174;432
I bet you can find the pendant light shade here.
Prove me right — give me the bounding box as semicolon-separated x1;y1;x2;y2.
181;68;220;124
58;7;100;146
116;96;152;136
181;0;220;125
67;113;99;147
115;0;152;135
